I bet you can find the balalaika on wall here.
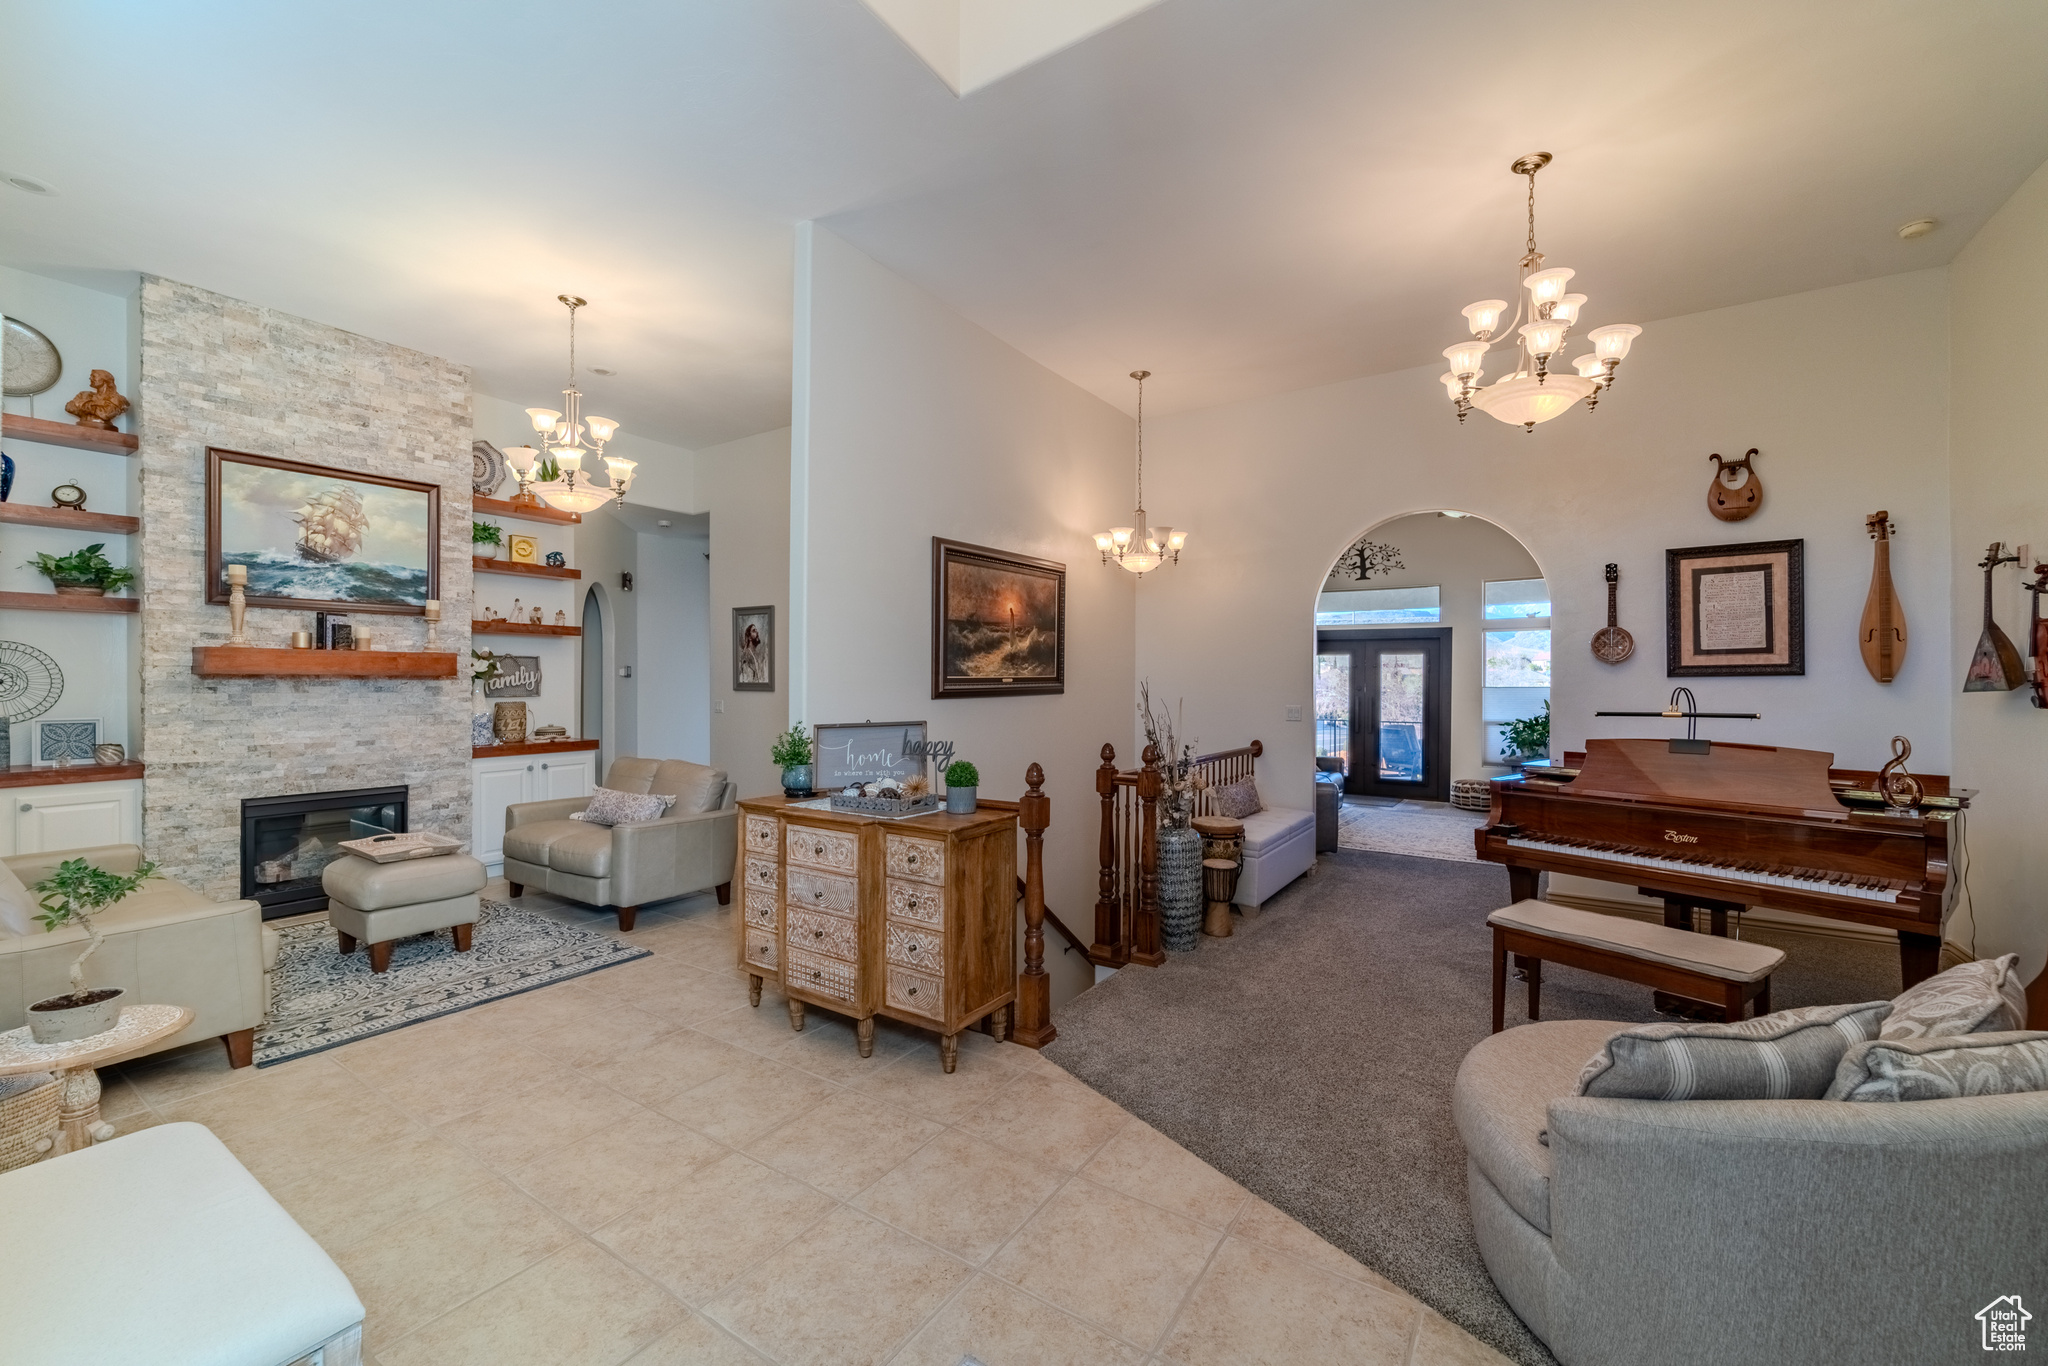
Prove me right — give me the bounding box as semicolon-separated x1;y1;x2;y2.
1476;737;1970;987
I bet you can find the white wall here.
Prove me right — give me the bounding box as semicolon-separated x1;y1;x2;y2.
795;224;1138;1008
0;265;141;763
1949;157;2048;982
700;427;792;799
636;533;712;763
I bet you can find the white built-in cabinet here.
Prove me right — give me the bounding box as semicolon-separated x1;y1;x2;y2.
0;779;143;859
470;750;595;872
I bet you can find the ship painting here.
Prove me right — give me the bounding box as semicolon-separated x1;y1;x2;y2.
211;452;438;611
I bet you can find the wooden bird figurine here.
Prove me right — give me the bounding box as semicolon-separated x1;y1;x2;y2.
64;369;129;430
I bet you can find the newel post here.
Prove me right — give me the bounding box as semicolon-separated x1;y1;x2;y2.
1012;763;1057;1048
1132;743;1165;967
1091;744;1123;965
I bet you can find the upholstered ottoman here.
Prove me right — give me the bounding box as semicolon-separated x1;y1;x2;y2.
322;853;487;973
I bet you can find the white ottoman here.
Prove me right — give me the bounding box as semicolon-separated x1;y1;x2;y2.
321;853;488;974
0;1121;364;1365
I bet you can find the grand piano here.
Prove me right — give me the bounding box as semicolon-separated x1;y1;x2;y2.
1475;738;1969;987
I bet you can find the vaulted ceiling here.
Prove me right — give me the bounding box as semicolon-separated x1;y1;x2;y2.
3;1;2044;447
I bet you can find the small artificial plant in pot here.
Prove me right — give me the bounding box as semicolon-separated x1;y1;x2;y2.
1499;701;1551;770
26;543;137;598
472;520;504;560
772;723;815;797
29;856;159;1042
944;759;980;815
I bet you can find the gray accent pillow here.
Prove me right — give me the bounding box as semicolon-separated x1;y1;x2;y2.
572;787;676;827
1826;1031;2048;1102
1212;778;1263;820
1577;1000;1892;1100
1880;954;2027;1040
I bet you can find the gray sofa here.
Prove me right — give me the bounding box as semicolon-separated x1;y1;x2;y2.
1455;1018;2048;1366
503;757;737;931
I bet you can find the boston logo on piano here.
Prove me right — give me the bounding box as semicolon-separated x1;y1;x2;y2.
1476;736;1970;987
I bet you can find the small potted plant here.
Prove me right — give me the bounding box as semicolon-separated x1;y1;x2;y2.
1499;701;1551;770
28;856;159;1042
26;543;137;598
944;759;980;815
772;723;814;797
472;520;504;560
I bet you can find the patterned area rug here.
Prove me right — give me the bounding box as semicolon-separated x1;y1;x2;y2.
255;899;649;1066
1337;798;1487;862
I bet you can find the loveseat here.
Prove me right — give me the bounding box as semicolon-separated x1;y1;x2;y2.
503;757;738;930
2;845;272;1067
1454;1017;2048;1366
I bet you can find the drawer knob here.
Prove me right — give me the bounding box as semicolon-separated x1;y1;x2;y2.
907;986;918;996
907;854;919;865
813;843;825;855
814;929;824;939
905;898;917;911
811;970;822;981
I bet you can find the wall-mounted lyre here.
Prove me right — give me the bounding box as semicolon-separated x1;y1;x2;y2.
1859;511;1906;683
1707;449;1764;522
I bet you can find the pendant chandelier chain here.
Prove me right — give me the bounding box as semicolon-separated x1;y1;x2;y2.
1090;368;1185;574
1134;370;1145;510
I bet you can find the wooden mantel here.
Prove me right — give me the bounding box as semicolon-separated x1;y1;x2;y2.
0;761;145;790
191;647;459;679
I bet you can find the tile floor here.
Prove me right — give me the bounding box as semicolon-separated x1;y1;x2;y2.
101;881;1508;1366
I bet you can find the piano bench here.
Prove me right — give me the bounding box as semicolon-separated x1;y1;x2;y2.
1486;899;1787;1032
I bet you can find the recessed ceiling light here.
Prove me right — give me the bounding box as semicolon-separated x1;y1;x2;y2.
591;367;616;376
3;173;53;195
1896;218;1939;240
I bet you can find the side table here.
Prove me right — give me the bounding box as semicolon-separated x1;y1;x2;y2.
0;1004;193;1163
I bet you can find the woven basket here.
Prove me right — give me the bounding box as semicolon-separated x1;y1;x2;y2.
0;1072;60;1172
1450;778;1493;811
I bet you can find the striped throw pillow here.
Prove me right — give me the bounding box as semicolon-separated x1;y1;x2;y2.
1577;1000;1892;1101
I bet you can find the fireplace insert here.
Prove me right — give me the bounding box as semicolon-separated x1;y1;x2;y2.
240;786;407;920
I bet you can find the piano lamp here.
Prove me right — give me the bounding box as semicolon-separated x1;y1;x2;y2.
1596;687;1761;754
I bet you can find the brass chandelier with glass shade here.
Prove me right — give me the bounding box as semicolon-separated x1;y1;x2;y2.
1094;370;1187;576
504;295;636;514
1440;154;1642;432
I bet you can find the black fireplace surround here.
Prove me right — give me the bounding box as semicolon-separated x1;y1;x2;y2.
240;786;408;919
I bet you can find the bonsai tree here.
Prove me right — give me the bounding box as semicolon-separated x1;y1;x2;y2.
771;724;814;769
1500;701;1551;761
471;521;503;548
944;759;980;790
26;543;136;593
33;857;159;1005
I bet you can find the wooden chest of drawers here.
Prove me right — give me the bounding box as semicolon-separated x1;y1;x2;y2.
733;795;1017;1070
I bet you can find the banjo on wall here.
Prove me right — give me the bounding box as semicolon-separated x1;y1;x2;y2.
1590;563;1634;664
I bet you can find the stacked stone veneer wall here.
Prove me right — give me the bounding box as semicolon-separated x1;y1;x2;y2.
136;276;474;898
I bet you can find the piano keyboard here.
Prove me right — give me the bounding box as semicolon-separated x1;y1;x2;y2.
1503;835;1905;904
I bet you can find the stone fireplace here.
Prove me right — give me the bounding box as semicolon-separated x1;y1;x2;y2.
240;786;408;919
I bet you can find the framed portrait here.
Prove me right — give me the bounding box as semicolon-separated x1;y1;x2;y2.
733;606;774;691
508;534;540;565
481;654;542;699
931;538;1066;699
1666;539;1804;676
206;448;440;614
813;721;927;791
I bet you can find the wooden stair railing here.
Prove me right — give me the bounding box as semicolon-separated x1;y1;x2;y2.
1012;764;1057;1047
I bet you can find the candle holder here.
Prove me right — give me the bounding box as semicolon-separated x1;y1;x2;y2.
424;600;441;650
291;631;312;649
226;564;250;646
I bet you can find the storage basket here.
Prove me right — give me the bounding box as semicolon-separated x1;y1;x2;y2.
1451;778;1493;811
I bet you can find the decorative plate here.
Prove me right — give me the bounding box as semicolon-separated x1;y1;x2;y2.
0;640;64;723
2;317;62;397
472;439;508;496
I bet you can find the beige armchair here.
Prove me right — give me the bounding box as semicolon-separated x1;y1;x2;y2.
503;757;738;930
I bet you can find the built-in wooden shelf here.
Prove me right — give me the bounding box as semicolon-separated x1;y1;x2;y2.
0;761;144;790
191;647;459;679
472;620;581;637
1;413;137;454
474;556;580;581
0;590;139;614
473;738;600;759
474;495;581;525
0;503;141;535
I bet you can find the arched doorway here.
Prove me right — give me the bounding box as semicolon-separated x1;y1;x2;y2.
581;586;606;767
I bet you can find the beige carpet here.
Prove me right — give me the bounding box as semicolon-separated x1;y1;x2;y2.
1338;798;1487;862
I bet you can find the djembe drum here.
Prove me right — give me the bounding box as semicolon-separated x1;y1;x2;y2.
1192;815;1245;938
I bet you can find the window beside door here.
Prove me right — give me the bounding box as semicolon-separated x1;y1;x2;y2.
1481;578;1550;764
1315;585;1440;626
1314;651;1350;774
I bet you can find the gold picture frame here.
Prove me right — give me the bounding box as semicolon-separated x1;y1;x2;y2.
508;534;540;565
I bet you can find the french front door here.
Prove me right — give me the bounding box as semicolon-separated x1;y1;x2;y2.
1316;630;1450;802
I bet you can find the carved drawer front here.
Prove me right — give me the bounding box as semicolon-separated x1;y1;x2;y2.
786;868;857;917
885;880;944;928
884;922;946;977
744;815;780;854
787;826;858;874
788;907;859;962
886;965;944;1021
744;928;779;972
884;834;945;886
743;888;777;930
743;856;780;894
787;947;857;1004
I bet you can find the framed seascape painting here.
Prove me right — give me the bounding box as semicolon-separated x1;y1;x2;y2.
733;606;774;691
1666;538;1805;676
205;448;440;614
931;538;1065;699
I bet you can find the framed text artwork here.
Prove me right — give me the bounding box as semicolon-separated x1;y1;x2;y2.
931;538;1066;699
813;721;928;791
205;448;440;614
481;654;542;699
1666;539;1805;676
733;606;774;691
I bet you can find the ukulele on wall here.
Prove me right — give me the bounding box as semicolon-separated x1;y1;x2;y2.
1590;563;1634;664
1859;511;1907;683
1707;449;1763;521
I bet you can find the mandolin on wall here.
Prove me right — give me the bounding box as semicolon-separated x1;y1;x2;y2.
1859;512;1906;683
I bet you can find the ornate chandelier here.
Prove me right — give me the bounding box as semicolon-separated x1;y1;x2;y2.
505;295;635;514
1093;370;1187;576
1440;154;1642;432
